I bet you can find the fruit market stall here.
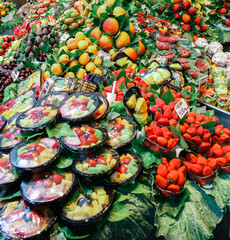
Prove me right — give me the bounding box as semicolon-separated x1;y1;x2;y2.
0;0;229;240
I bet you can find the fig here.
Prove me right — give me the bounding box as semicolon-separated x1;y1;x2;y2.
26;40;33;47
35;36;42;45
49;38;55;44
24;46;32;56
42;28;49;35
28;33;34;40
39;42;45;49
28;52;35;58
42;23;49;29
42;35;48;42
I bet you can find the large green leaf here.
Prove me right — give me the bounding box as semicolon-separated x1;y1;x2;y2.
46;122;75;139
107;202;131;222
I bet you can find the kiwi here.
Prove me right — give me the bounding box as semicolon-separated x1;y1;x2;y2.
70;11;79;18
61;25;68;31
59;17;66;23
64;18;75;25
55;25;61;30
78;18;85;26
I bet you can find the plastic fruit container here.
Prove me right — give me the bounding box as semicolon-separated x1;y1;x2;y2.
0;199;56;239
34;92;68;107
0;125;25;151
10;138;62;172
220;165;230;173
60;186;114;225
0;115;7;133
60;124;108;154
108;151;142;187
72;148;119;181
187;169;218;189
20;169;76;205
92;93;109;121
16;105;59;132
106;116;137;150
154;183;185;199
0;152;22;189
59;92;100;123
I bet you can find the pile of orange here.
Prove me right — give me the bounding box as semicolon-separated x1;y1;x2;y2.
0;2;11;17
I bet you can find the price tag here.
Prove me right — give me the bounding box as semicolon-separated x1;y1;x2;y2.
198;75;208;97
174;99;190;119
60;33;70;43
133;22;140;32
97;50;111;61
174;72;182;87
11;69;19;82
43;78;54;94
159;57;167;65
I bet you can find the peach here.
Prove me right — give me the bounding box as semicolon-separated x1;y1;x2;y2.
58;46;68;55
97;4;107;18
103;18;119;35
138;41;145;57
67;39;78;50
90;27;101;40
129;22;135;34
59;54;69;65
87;45;98;55
78;52;90;65
94;68;103;76
78;40;89;50
93;56;102;66
69;59;78;68
75;32;85;42
51;63;63;75
76;68;86;79
124;47;137;61
113;7;127;17
85;62;95;72
115;31;130;49
64;72;75;78
99;35;113;51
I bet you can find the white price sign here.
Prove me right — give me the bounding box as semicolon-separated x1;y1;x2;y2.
198;75;208;97
11;69;19;82
133;22;140;32
97;50;111;61
60;33;70;43
174;99;190;119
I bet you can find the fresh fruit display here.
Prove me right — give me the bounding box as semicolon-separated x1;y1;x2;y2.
0;89;35;119
0;1;16;21
60;93;99;122
35;92;68;107
105;117;136;149
0;125;24;150
30;0;58;18
16;106;58;130
142;67;171;85
0;35;17;58
0;153;21;188
110;152;142;184
155;157;186;197
62;125;106;152
0;199;56;239
213;124;230;144
61;186;111;222
21;169;74;203
182;153;218;187
0;70;13;102
10;138;60;170
74;148;119;176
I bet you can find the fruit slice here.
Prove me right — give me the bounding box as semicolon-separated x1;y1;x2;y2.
40;184;66;200
15;220;40;236
40;138;58;149
65;137;81;146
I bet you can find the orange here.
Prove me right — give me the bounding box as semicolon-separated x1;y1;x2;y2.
1;11;6;16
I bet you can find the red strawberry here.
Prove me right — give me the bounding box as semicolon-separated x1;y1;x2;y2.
157;137;168;147
197;126;204;136
79;136;87;145
203;166;212;177
157;118;170;126
88;159;97;167
157;164;168;178
153;125;163;136
155;111;163;121
52;174;64;184
155;97;166;107
187;127;197;136
191;136;202;146
87;134;98;144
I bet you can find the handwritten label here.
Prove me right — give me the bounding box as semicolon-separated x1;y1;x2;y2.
174;99;190;119
97;50;111;61
198;75;208;97
11;69;19;82
60;33;70;43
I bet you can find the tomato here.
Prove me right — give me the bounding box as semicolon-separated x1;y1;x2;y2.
120;165;127;173
52;174;64;184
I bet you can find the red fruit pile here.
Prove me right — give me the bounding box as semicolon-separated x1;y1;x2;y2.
0;35;16;57
144;121;179;152
156;157;186;197
213;125;230;143
14;25;27;38
195;59;208;73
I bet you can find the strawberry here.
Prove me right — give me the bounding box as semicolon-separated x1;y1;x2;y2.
79;136;87;145
168;184;181;192
191;136;202;146
214;125;224;135
203;166;212;177
149;121;157;129
156;175;168;189
186;116;195;123
122;157;131;165
183;133;192;141
157;118;170;126
87;134;98;144
197;156;207;167
169;158;181;169
97;157;107;165
207;158;217;170
115;124;125;132
177;166;186;175
153;125;163;136
155;97;166;108
169;119;177;125
189;164;203;176
219;133;229;142
163;109;172;120
180;125;187;135
120;166;127;173
155;111;163;121
166;170;179;183
144;126;153;137
86;126;95;134
177;172;186;186
157;164;168;178
157;137;168;148
151;105;161;114
52;174;64;184
197;126;204;136
203;133;211;142
187;127;197;136
223;128;230;135
199;142;211;150
88;159;97;167
75;129;84;136
187;112;196;118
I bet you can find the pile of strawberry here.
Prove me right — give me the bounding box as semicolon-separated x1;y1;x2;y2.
213;124;230;143
144;121;179;152
183;153;217;186
156;157;186;197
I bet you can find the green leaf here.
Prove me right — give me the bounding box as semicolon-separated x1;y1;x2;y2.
170;124;189;150
58;226;90;240
107;111;120;120
56;156;74;169
107;202;131;222
0;189;21;201
120;81;127;92
131;139;162;168
130;182;152;194
116;194;128;203
110;101;127;116
103;60;116;68
161;90;175;105
46;123;75;139
14;132;44;140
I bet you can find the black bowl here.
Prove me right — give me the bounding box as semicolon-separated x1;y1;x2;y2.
34;92;68;107
10;138;62;172
72;148;119;181
59;92;100;123
60;125;108;154
20;169;76;205
60;186;114;226
92;93;109;121
16;105;59;133
0;115;7;133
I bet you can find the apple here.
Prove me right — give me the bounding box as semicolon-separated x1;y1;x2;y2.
182;0;190;10
225;19;230;26
3;36;9;42
218;8;227;15
172;4;181;12
10;36;15;41
188;7;197;16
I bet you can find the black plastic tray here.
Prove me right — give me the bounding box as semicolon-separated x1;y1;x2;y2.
34;92;68;107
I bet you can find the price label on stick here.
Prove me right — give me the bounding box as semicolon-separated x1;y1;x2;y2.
11;69;19;82
174;99;190;119
60;33;70;43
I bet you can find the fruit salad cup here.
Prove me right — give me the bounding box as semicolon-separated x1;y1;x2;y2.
61;186;113;225
10;138;62;172
35;92;68;107
0;115;7;133
92;93;109;121
73;148;119;180
61;125;108;154
21;169;75;204
0;200;56;239
60;92;99;123
109;151;142;187
106;116;137;149
16;106;58;132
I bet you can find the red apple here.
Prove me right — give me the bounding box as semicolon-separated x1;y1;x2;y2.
172;4;181;12
2;42;9;49
188;7;197;16
182;0;190;10
194;15;201;25
218;8;227;15
225;19;230;26
182;24;191;31
3;36;9;42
